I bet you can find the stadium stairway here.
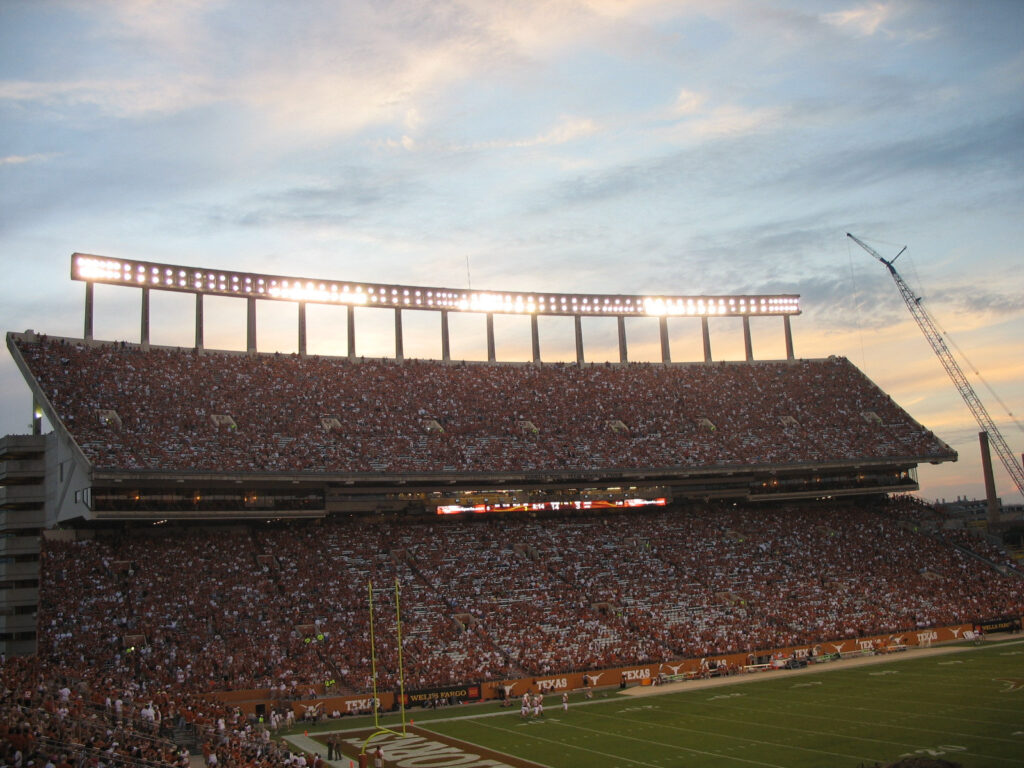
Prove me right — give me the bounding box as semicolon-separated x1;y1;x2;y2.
400;546;528;679
942;536;1024;578
250;529;360;697
172;722;201;754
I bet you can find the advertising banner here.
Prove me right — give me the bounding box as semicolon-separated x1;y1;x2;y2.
402;682;483;706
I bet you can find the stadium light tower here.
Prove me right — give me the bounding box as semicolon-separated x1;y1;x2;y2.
71;253;801;364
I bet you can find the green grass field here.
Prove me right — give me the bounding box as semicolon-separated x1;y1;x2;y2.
290;638;1024;768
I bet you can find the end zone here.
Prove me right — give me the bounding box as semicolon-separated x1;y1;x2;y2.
293;725;546;768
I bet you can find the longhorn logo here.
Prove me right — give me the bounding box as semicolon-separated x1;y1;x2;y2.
995;678;1024;692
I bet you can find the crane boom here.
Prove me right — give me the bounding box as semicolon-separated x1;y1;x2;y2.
847;232;1024;499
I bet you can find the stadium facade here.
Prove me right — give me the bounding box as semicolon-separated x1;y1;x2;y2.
0;254;957;657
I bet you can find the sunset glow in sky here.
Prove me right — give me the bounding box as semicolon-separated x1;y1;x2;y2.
1;1;1022;504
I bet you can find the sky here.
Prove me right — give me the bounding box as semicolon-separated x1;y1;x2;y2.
1;0;1022;506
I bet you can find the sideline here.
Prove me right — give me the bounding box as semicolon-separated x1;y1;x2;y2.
282;636;1024;757
621;635;1024;698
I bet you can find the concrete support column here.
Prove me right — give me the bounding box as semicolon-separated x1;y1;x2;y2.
140;287;150;349
659;316;671;363
617;316;628;363
347;305;356;359
246;297;257;354
195;294;204;350
531;314;541;363
298;301;307;357
394;307;404;361
574;315;584;364
441;310;451;362
701;316;712;362
84;282;94;341
742;316;753;361
784;315;794;360
486;313;496;362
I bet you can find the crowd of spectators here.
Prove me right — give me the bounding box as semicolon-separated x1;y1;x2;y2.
937;527;1023;574
0;649;295;768
5;499;1022;768
6;335;1018;768
14;336;953;475
0;654;188;768
30;499;1022;702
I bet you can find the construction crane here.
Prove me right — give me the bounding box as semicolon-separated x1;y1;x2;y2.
847;232;1024;499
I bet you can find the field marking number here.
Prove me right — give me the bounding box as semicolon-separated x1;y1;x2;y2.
899;745;967;758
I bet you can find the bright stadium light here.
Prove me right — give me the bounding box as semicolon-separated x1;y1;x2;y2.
70;253;801;318
437;497;669;515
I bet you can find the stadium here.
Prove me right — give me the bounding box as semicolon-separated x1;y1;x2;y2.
2;253;1022;768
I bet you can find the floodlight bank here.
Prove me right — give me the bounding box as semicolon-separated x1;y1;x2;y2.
71;252;800;363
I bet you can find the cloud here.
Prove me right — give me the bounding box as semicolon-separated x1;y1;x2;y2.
822;2;892;36
104;0;215;52
671;89;704;117
0;4;468;136
385;115;601;154
520;117;599;147
771;110;1024;195
459;116;600;152
205;170;424;229
0;153;57;166
679;104;787;141
821;2;940;43
924;286;1024;323
0;1;718;146
0;77;217;118
649;85;791;144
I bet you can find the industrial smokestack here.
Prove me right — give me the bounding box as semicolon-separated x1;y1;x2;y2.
979;431;1001;528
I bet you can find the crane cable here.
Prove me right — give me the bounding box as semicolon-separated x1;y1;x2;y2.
898;245;1024;439
930;311;1024;437
846;235;869;373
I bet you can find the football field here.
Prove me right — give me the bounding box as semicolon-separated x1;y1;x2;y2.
292;638;1024;768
